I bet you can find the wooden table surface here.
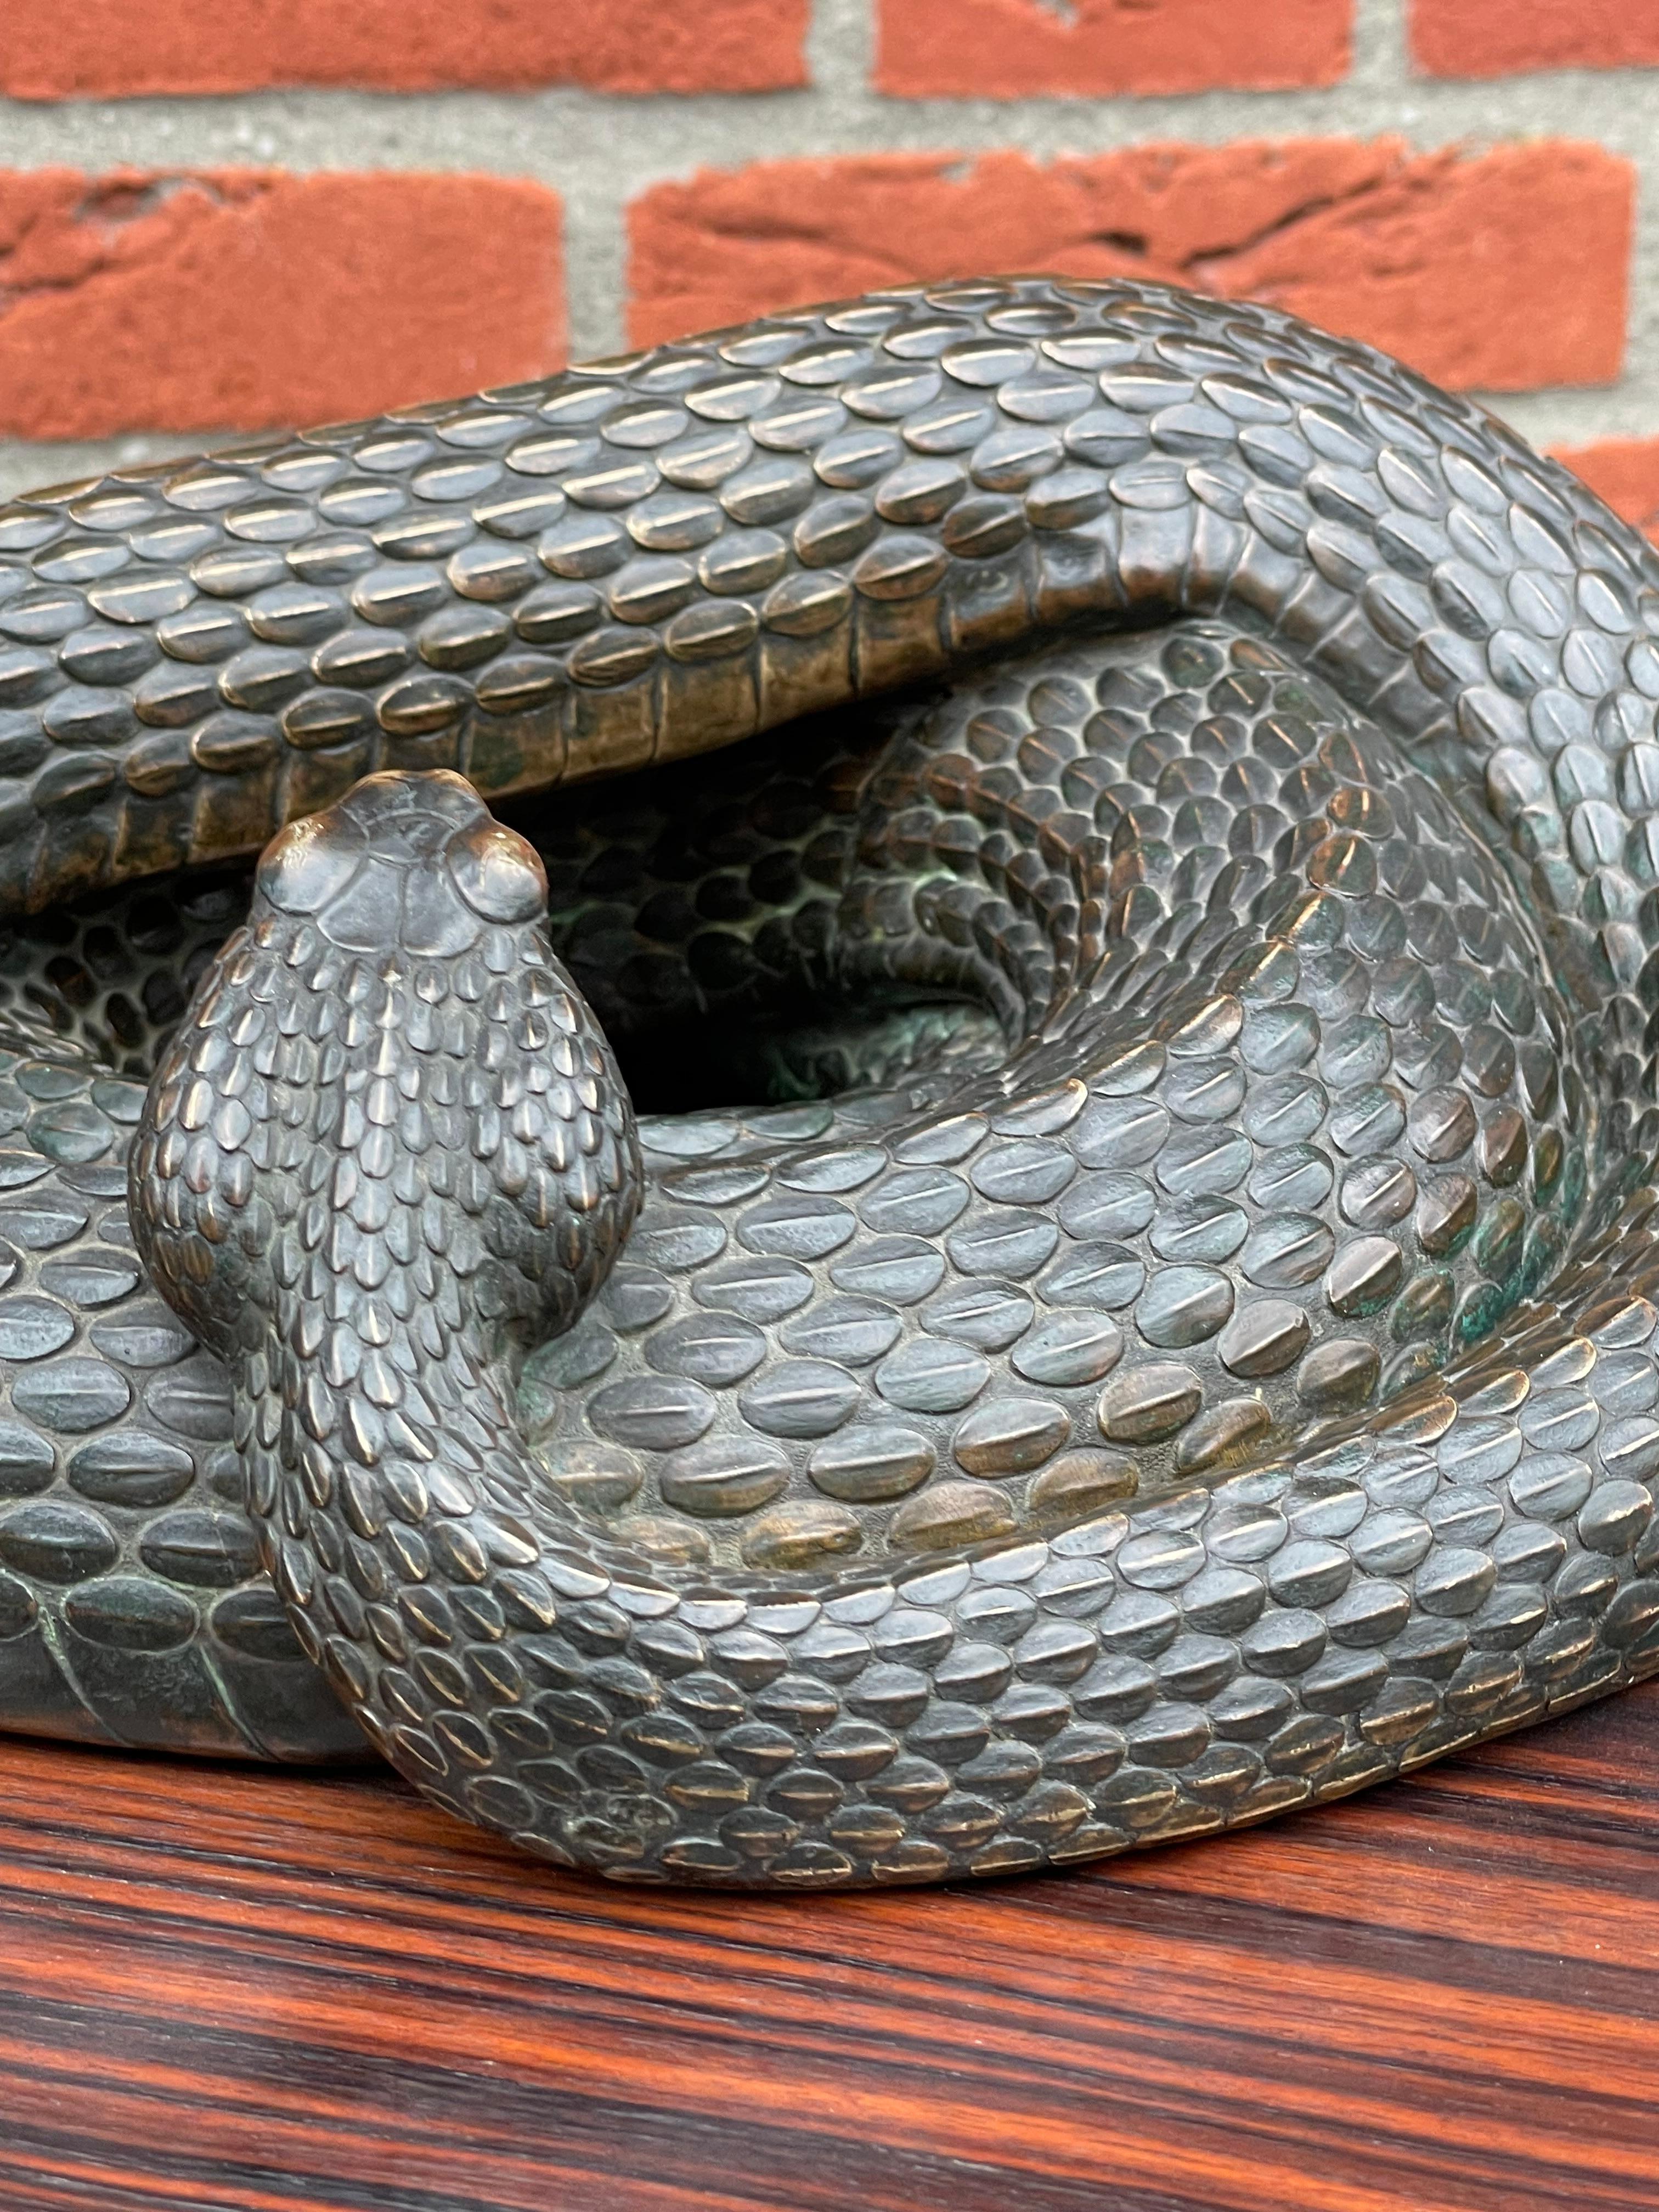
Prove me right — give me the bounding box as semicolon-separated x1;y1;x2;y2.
2;1688;1657;2212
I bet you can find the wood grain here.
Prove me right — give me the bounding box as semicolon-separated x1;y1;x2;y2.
2;1690;1659;2212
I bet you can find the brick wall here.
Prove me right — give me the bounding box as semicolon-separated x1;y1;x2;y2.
2;0;1657;538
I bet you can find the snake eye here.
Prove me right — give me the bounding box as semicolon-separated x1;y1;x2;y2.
256;811;369;915
448;819;548;924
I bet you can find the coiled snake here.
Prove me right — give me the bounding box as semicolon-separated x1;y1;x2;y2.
0;275;1656;1887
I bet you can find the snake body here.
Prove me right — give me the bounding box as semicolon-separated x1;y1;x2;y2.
1;276;1658;1884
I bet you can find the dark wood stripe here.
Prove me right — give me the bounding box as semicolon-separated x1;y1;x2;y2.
3;1694;1659;2211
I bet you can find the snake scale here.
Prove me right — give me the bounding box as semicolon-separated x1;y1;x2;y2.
0;274;1656;1887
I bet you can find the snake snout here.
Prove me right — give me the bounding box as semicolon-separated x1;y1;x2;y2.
255;770;548;955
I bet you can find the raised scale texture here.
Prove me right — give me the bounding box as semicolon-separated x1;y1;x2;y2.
1;276;1658;1887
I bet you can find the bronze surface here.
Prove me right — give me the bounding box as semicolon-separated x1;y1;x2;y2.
0;277;1656;1887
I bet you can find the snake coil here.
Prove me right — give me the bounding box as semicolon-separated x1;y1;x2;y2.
0;276;1656;1886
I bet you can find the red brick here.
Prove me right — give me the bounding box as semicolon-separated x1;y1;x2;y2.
878;0;1350;97
0;171;563;442
0;0;806;99
628;142;1631;392
1412;1;1659;77
1555;439;1659;543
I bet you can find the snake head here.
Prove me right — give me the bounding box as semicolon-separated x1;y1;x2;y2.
254;769;548;955
134;764;639;1367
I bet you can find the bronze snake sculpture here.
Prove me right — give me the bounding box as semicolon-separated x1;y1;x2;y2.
0;273;1655;1887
